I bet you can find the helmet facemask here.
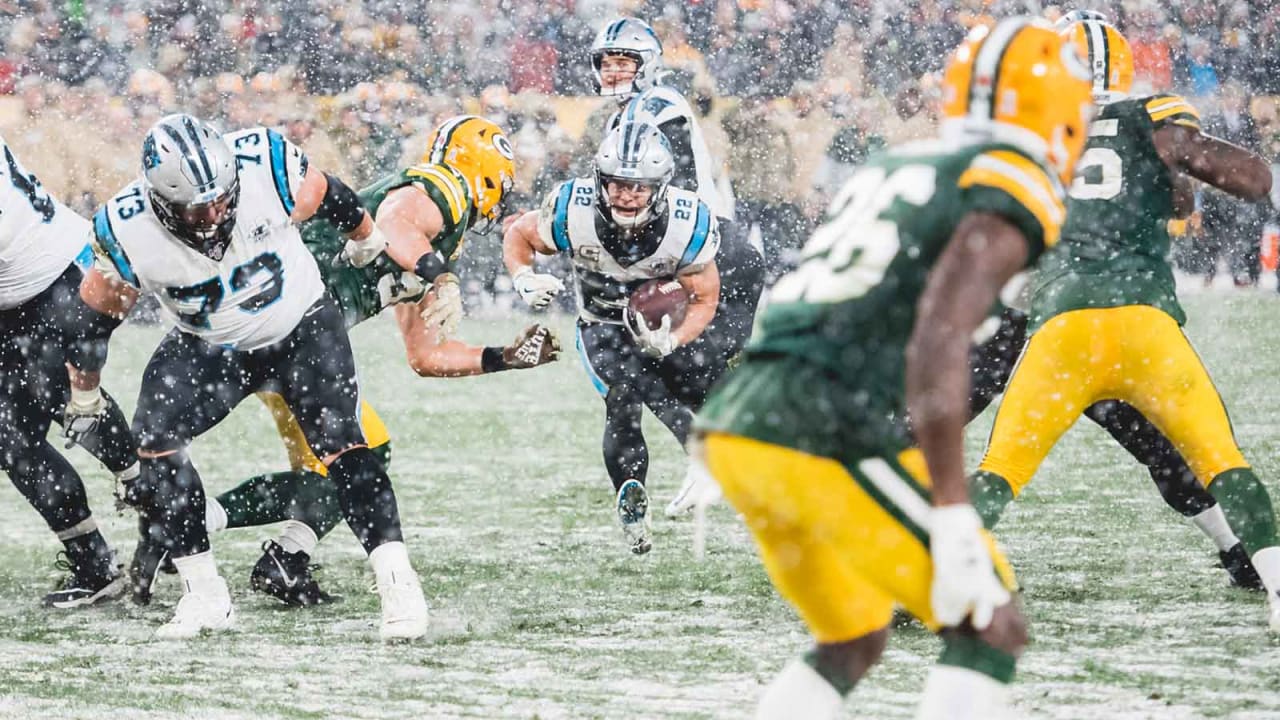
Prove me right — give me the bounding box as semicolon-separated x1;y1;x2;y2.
593;51;644;97
148;178;240;261
595;171;668;231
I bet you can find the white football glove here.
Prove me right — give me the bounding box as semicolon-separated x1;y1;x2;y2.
420;273;462;343
63;386;109;449
512;267;565;310
626;309;679;358
335;224;387;268
928;504;1011;630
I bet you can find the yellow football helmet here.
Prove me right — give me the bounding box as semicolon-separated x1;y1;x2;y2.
941;17;1095;185
423;115;515;233
1059;17;1134;104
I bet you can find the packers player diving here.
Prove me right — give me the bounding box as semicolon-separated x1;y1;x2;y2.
970;17;1280;631
957;11;1261;590
696;19;1092;718
130;116;560;606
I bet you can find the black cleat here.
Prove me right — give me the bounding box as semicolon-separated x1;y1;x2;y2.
616;479;652;555
129;515;170;605
1220;542;1265;591
43;552;125;609
250;541;336;607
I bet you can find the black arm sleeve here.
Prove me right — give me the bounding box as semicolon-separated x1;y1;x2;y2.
314;172;367;233
659;117;700;194
66;308;123;373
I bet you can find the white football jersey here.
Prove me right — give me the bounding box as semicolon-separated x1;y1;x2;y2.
540;179;719;324
0;135;94;309
608;86;727;218
90;126;324;350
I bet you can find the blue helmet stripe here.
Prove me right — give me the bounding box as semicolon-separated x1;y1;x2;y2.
160;124;206;187
93;207;138;287
181;116;214;188
267;129;295;215
606;19;626;42
679;202;711;267
551;182;573;251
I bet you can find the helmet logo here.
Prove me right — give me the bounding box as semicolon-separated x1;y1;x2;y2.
492;134;514;160
142;136;161;171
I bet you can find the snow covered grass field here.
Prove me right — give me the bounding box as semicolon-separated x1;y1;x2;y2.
2;290;1279;719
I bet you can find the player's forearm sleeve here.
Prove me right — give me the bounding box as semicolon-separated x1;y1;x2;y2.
314;173;367;233
66;309;123;372
660;118;699;193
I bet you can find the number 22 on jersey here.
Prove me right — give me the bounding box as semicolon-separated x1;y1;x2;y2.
771;165;936;304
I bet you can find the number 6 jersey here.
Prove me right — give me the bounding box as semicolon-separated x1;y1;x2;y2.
698;139;1065;458
90;126;324;350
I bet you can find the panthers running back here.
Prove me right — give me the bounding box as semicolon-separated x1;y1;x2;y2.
505;121;727;554
0;134;138;608
971;19;1280;631
696;19;1093;719
71;114;430;641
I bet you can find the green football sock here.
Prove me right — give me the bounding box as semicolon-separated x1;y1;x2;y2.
970;471;1015;530
1209;468;1279;553
938;632;1016;684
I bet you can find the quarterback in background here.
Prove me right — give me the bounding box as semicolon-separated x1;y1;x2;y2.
696;20;1093;718
971;17;1280;631
72;114;432;640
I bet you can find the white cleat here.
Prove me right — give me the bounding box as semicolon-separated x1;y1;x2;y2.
665;462;722;518
377;570;429;642
155;577;234;640
617;479;652;555
1269;592;1280;633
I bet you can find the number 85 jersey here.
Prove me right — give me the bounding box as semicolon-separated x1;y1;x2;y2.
90;127;324;350
726;139;1065;431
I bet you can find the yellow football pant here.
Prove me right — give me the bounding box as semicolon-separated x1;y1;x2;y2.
703;433;1016;642
257;392;391;476
979;305;1247;494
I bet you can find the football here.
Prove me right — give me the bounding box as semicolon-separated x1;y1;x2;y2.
628;278;689;331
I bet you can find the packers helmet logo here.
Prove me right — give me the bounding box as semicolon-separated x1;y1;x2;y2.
492;134;514;161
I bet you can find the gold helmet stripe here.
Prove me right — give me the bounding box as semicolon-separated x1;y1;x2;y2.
969;18;1031;119
429;114;481;165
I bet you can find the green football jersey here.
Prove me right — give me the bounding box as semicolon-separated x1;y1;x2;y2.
309;162;475;329
697;139;1066;460
1030;94;1202;329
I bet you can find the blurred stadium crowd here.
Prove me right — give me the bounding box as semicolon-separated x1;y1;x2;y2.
2;0;1280;290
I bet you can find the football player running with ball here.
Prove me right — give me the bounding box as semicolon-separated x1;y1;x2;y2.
504;121;729;555
0;135;139;608
696;19;1093;719
970;17;1280;630
136;116;559;608
71;114;435;640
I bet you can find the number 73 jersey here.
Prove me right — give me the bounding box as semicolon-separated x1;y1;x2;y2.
90;127;325;350
743;139;1064;420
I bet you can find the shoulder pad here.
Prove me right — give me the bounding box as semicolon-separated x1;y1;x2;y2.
405;163;472;227
539;179;586;252
1144;94;1201;129
959;150;1066;248
624;87;692;127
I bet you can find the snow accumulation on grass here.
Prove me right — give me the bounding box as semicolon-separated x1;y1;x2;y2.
1;294;1279;718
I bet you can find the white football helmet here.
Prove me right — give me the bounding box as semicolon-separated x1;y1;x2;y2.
141;113;240;260
594;121;675;230
590;18;665;97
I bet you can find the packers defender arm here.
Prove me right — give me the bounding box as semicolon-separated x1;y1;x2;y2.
394;298;559;377
674;260;720;346
907;212;1030;506
1153;124;1272;203
376;184;450;283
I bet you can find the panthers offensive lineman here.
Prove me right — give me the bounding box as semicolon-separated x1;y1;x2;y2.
70;114;431;640
504;122;723;554
0;135;139;608
971;18;1280;630
137;116;561;607
697;19;1093;718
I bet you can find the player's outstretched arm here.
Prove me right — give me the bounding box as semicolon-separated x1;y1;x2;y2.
394;298;559;378
375;184;449;279
503;209;564;310
1154;124;1272;203
293;169;387;268
673;260;720;346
